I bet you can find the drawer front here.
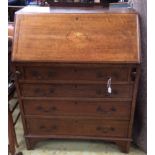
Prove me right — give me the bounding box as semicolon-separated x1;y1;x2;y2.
26;118;129;137
19;66;129;82
21;84;133;98
23;100;131;120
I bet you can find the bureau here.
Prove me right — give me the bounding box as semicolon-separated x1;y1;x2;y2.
12;6;141;153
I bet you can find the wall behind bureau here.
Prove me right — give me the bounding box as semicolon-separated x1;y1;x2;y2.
132;0;147;152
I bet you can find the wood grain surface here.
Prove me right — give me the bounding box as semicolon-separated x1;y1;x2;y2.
12;7;141;153
26;117;129;137
12;7;140;63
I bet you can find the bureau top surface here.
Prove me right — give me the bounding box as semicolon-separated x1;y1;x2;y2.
12;6;140;63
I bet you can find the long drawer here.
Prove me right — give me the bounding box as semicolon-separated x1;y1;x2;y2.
26;117;129;137
17;66;130;82
20;84;133;98
23;100;131;120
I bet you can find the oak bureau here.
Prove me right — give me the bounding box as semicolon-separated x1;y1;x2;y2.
12;6;141;153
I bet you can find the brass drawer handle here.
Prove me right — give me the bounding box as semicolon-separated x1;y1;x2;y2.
37;106;57;113
51;125;57;130
50;106;57;111
44;106;57;113
96;106;109;114
107;77;112;94
31;70;39;77
96;106;116;114
34;88;42;93
96;126;115;133
48;71;56;77
36;106;43;111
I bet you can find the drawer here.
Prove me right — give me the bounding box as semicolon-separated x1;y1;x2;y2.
18;66;130;82
26;117;129;137
21;84;133;98
23;100;131;120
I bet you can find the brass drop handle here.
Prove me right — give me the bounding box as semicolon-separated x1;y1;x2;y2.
51;125;57;130
96;106;110;114
96;126;115;133
107;77;112;94
37;106;57;113
48;71;56;77
45;106;57;113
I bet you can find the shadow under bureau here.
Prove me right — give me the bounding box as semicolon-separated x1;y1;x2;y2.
12;6;141;153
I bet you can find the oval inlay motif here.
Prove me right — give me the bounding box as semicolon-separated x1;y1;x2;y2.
66;31;90;48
